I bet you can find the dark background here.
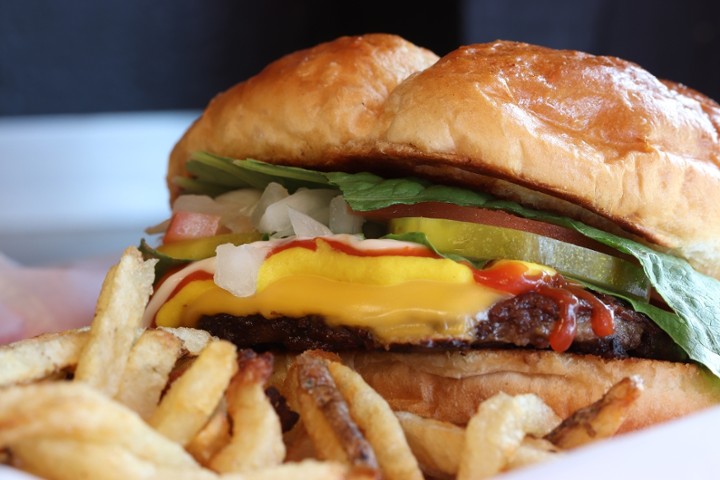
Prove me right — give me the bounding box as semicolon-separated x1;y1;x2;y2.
1;0;719;116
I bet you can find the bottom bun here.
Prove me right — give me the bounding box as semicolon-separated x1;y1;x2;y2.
340;349;720;432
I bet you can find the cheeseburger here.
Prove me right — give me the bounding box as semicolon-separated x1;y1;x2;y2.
141;34;720;431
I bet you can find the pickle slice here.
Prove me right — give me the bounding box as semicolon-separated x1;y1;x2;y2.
390;217;650;300
157;232;262;260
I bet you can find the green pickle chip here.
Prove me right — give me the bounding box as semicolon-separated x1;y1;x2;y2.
390;217;651;300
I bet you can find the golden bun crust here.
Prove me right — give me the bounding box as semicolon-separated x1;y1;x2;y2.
168;33;439;200
168;35;720;278
342;349;720;433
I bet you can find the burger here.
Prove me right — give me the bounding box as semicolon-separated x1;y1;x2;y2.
140;34;720;432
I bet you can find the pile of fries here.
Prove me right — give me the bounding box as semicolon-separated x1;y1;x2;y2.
0;248;643;480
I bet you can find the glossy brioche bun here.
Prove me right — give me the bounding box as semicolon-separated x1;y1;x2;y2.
168;35;720;279
341;349;720;433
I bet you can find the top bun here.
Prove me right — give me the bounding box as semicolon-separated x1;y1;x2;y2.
169;34;439;198
168;35;720;279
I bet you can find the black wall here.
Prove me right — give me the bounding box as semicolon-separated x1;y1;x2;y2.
1;0;718;115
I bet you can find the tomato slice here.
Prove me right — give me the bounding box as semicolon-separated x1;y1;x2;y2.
163;211;224;244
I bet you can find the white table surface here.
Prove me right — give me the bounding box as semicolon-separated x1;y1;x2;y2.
0;111;199;265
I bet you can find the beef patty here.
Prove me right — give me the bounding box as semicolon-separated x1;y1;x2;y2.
197;291;686;361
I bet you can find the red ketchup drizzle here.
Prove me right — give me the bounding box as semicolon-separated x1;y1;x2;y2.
151;270;214;327
170;270;215;298
567;285;615;337
536;285;579;352
473;262;615;352
221;238;616;352
268;237;440;258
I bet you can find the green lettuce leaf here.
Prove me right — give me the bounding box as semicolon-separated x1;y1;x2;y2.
382;231;483;267
176;152;330;195
138;239;191;284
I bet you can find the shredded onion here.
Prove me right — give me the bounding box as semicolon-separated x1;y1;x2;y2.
251;182;289;227
214;242;272;297
145;218;170;235
214;189;261;232
255;187;338;237
288;207;333;238
329;196;365;234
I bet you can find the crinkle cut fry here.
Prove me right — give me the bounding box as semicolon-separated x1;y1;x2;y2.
285;351;379;471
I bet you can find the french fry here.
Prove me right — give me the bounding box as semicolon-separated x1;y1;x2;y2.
457;392;561;480
0;328;88;387
114;328;183;420
506;437;561;470
186;400;231;467
74;247;156;396
1;381;378;480
0;383;204;473
545;375;644;449
283;422;317;462
160;326;214;356
149;339;237;446
11;438;217;480
285;351;378;471
395;411;464;479
326;359;423;480
209;351;285;473
0;326;212;391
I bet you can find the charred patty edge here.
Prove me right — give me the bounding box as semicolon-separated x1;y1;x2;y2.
197;291;686;362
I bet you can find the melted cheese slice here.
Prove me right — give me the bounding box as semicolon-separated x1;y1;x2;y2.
156;275;509;343
258;238;474;290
